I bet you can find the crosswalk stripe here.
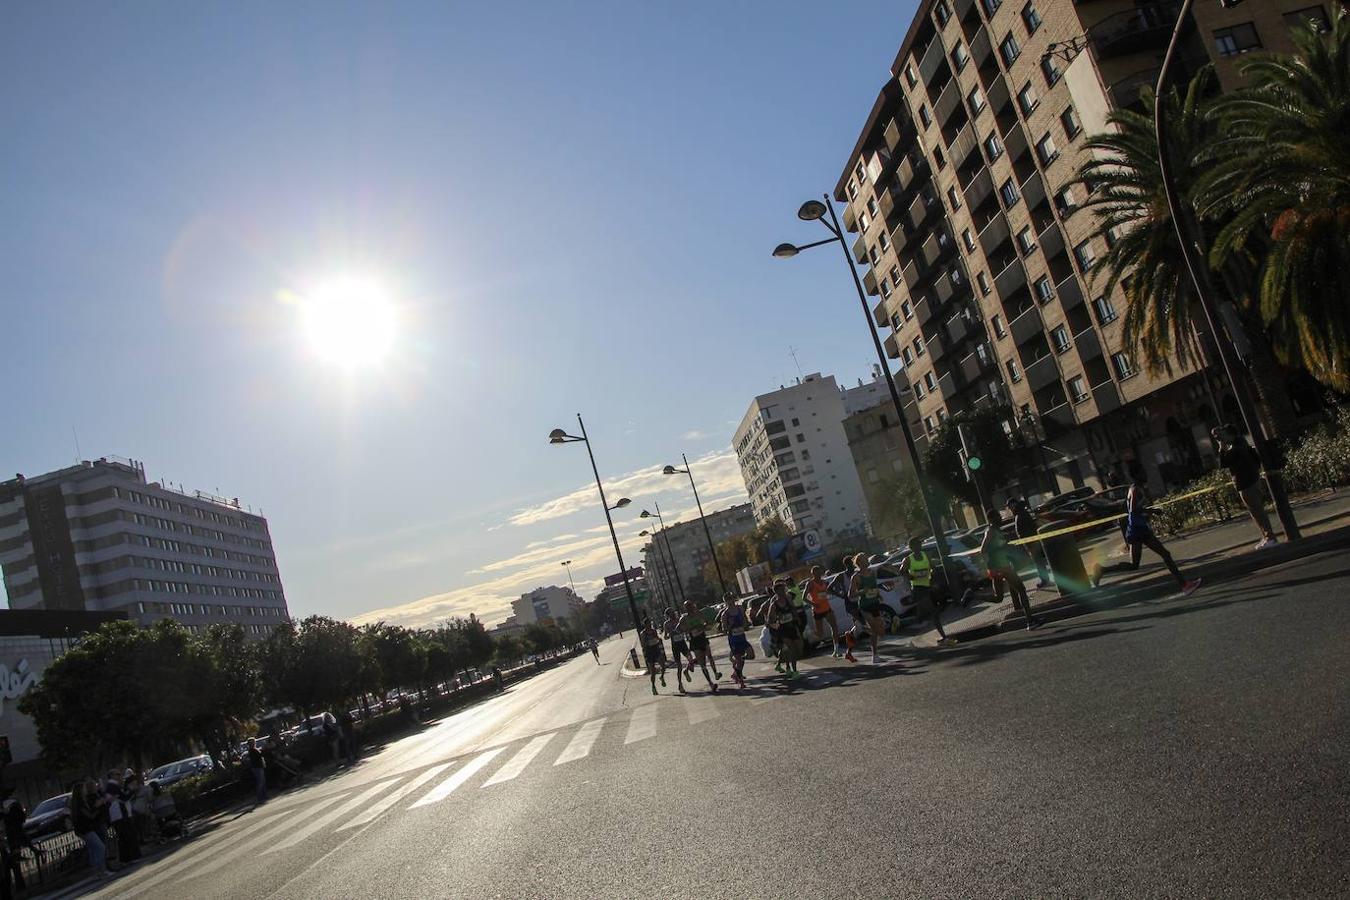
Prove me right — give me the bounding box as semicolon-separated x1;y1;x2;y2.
554;717;606;765
805;671;844;685
338;763;451;831
483;733;554;787
410;747;505;808
750;690;784;706
162;790;353;885
624;703;658;745
266;778;402;853
685;700;721;726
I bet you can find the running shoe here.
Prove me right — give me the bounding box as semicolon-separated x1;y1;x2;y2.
711;682;719;694
832;646;842;658
651;685;657;695
1026;617;1044;631
713;669;723;680
678;687;688;695
659;674;666;687
1255;537;1278;551
774;662;784;673
936;637;958;647
685;663;695;678
785;670;799;680
871;652;879;665
845;651;857;663
1182;578;1202;596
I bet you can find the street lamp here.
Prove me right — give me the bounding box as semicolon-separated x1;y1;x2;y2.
1154;1;1300;540
774;194;955;584
640;503;687;605
661;454;729;598
638;529;678;609
548;416;645;634
559;559;577;595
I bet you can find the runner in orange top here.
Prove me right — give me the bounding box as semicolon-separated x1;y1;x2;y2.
806;565;852;660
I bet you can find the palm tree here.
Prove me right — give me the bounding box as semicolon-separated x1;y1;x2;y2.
1076;67;1297;433
1198;11;1350;393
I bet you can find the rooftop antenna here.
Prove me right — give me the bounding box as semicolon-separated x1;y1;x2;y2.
72;427;82;464
788;345;804;381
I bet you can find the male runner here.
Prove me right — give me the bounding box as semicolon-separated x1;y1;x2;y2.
765;582;801;680
899;536;956;646
1091;476;1202;596
589;638;600;664
676;599;721;693
662;608;694;694
981;510;1043;631
849;553;885;664
806;565;852;660
638;617;667;695
718;596;753;689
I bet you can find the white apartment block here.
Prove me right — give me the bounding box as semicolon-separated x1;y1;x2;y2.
0;457;289;637
640;503;755;607
510;585;582;625
733;374;872;541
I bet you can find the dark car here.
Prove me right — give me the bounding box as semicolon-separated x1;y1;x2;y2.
23;794;72;840
147;754;214;789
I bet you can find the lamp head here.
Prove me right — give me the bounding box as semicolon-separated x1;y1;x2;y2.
548;428;569;444
662;465;679;475
797;200;828;221
612;497;631;510
640;510;654;518
772;242;800;259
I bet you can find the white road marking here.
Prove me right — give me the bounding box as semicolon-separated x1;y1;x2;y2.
409;747;505;808
554;717;606;765
265;778;402;853
338;763;451;831
685;700;721;726
624;703;659;745
483;733;554;786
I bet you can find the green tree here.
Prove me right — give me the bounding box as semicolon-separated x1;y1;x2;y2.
262;616;363;714
492;634;523;666
869;468;951;543
188;624;262;762
1199;12;1350;391
921;405;1019;508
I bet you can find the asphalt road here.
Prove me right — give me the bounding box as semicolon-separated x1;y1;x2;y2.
76;547;1349;899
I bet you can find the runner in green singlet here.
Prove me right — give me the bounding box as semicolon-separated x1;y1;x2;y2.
849;552;885;664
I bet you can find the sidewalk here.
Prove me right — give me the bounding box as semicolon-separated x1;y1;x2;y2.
912;489;1350;646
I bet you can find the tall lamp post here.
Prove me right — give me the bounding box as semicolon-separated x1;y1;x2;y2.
774;196;954;583
559;559;577;595
549;416;644;635
662;454;728;598
1154;0;1300;540
640;503;687;605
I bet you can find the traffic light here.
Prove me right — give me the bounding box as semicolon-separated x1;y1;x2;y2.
0;735;11;766
956;424;981;480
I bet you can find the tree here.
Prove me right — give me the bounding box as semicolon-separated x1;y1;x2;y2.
188;624;262;762
921;405;1019;508
492;634;523;666
1199;12;1350;391
1077;67;1297;433
260;616;363;714
869;468;951;543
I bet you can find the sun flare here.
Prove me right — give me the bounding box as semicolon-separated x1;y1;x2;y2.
299;276;397;367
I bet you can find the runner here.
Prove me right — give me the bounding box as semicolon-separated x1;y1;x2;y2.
1006;496;1050;588
849;553;886;664
805;565;852;660
981;510;1043;631
676;600;721;693
764;582;802;680
589;638;600;664
662;608;693;695
899;536;956;646
1212;424;1279;550
1091;475;1203;596
639;617;667;695
718;595;753;689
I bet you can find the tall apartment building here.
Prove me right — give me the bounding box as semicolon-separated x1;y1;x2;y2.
640;502;755;607
835;0;1337;497
0;458;289;636
510;585;582;626
734;374;871;541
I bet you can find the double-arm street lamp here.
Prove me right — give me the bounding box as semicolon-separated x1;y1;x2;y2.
774;196;955;583
662;454;728;598
559;559;577;595
549;415;644;634
1153;0;1300;540
640;503;687;606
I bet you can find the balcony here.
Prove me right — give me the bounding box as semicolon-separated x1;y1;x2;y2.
939;370;967;401
949;124;979;168
901;259;922;291
1088;2;1181;62
1004;124;1029;162
1026;354;1061;392
935;271;955;304
1074;326;1103;362
853;232;869;264
1057;274;1085;311
915;294;937;327
1021;170;1047;212
1108;67;1162;110
946;314;972;347
909;191;939;230
1010;304;1043;346
935;79;963;128
872;296;888;326
1040;402;1077;431
843;203;858;233
996;258;1028;299
955;0;977;23
1093;380;1123;415
969;25;991;67
863;268;880;296
920;232;942;270
959;350;992;385
890;221;911;254
927;330;951;362
918;36;948;85
884;332;902;360
878;186;899;225
896;151;930;194
963;168;994;210
883;117;904;153
986;74;1010;114
978;212;1011;258
1038;221;1066;261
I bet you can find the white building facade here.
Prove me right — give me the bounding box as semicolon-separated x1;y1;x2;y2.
510;585;582;626
640;503;755;606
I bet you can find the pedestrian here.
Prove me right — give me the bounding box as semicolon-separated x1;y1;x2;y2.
124;771;153;843
246;737;267;806
805;566;853;660
764;583;802;680
639;617;667;695
337;709;358;766
1091;476;1203;596
849;553;887;664
70;779;111;877
676;600;721;693
981;508;1044;631
718;596;754;689
899;536;956;646
1006;496;1050;588
661;608;694;694
1212;425;1279;550
2;800;29;893
104;771;140;864
589;638;600;663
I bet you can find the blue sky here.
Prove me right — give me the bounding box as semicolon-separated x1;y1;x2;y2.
1;1;919;627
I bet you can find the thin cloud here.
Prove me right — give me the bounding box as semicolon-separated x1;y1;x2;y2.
681;428;711;441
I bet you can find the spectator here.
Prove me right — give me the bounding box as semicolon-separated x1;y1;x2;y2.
1212;425;1279;550
1006;496;1050;588
105;771;140;864
246;738;267;806
3;798;37;890
70;780;111;877
337;709;358;766
124;772;153;843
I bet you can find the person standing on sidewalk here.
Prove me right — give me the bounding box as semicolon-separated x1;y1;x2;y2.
1212;425;1279;550
982;510;1044;631
1006;497;1050;588
849;553;886;664
70;779;111;877
899;537;956;646
247;737;268;806
1091;476;1202;596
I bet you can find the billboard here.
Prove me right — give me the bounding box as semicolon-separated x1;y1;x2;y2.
603;567;643;587
765;530;824;574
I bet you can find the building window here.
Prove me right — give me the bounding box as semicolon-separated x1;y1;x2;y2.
934;0;952;26
859;211;870;232
952;42;970;72
1034;274;1053;303
962;228;976;251
1000;177;1020;207
936;408;949;423
1068;375;1089;403
991;314;1007;338
949;265;964;285
1022;1;1043;34
1000;33;1022;66
1284;6;1331;33
1055;185;1078;214
977;271;991;295
1017;226;1037;255
891;312;902;330
1111;351;1137;379
1060;105;1082;139
903;345;914;365
905;64;918;88
1074;239;1097;271
933;147;947;169
919;104;932;128
1040;54;1061;86
924;371;938;391
1036;132;1059;165
968;86;986;115
983;133;1004;161
1018;82;1038;114
915;381;926;399
855;161;865;183
881;277;893;299
1006;359;1023;383
983;0;1002;14
869;246;881;266
947;186;962;211
1214;22;1263;56
901;299;913;320
924;415;936;435
914;337;926;357
1093;295;1118;325
879;229;891;251
1051;324;1070;353
867;196;879;217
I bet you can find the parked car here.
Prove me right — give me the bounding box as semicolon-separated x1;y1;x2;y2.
22;794;72;840
295;712;337;739
147;754;213;788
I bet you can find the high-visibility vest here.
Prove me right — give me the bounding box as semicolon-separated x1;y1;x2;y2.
909;550;932;587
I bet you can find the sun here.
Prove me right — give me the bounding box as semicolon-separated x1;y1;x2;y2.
299;276;398;367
